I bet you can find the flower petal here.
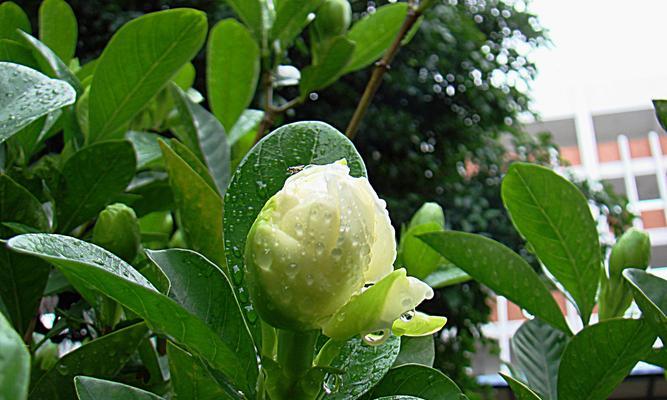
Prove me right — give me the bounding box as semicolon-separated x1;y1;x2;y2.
392;311;447;337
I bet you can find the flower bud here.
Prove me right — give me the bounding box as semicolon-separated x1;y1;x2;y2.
608;228;651;279
92;203;141;262
312;0;352;41
408;202;445;229
245;160;445;340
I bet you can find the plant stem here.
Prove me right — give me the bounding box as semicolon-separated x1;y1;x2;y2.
277;329;318;379
345;1;425;140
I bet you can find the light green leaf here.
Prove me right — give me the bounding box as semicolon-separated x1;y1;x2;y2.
501;163;600;324
0;2;30;41
271;0;321;51
173;62;195;90
344;3;407;73
557;318;656;400
511;319;568;400
207;19;260;133
0;62;75;143
0;39;38;69
423;265;470;288
224;121;365;339
0;311;29;400
397;222;444;280
224;0;264;39
419;231;570;333
74;376;163;400
366;364;462;400
300;36;355;95
17;31;82;94
500;373;543;400
392;336;434;368
56;140;136;233
391;311;445;337
228;109;263;147
38;0;77;62
89;9;207;142
167;342;229;400
125;131;163;170
171;85;231;195
624;268;667;342
30;322;150;399
7;234;254;398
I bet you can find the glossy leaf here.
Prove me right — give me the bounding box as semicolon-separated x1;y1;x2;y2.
501;163;600;324
224;0;264;39
89;9;207;142
207;19;260;133
159;141;225;267
419;231;570;333
168;342;228;400
0;62;75;143
38;0;77;62
125;131;163;170
393;336;434;368
271;0;321;51
171;85;231;194
17;31;82;94
344;3;407;73
0;311;29;400
624;268;667;342
74;376;163;400
500;373;543;400
0;2;30;41
300;36;355;95
56;140;136;233
423;265;470;288
557;318;656;400
224;121;365;338
397;223;444;280
145;249;257;386
328;335;400;400
365;364;463;400
228;109;263;147
511;319;568;400
7;234;254;397
30;322;150;399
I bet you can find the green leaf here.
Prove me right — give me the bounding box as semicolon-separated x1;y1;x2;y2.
300;36;355;95
125;131;163;170
623;268;667;342
0;39;38;69
224;121;365;338
0;62;75;143
653;99;667;132
38;0;77;62
557;318;656;400
397;222;444;280
644;347;667;369
145;249;258;385
511;319;568;400
224;0;264;39
30;322;150;399
228;109;263;147
500;373;543;400
17;31;82;94
423;265;470;288
271;0;321;51
89;9;207;142
207;19;260;133
0;2;30;41
167;342;229;400
171;85;231;195
328;335;401;400
344;3;407;73
56;140;136;233
365;364;462;400
392;336;434;368
419;231;570;333
159;141;225;267
7;234;255;397
74;376;163;400
0;311;29;400
501;163;600;324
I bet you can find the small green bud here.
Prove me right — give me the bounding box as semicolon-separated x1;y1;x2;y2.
408;202;445;229
92;203;141;262
312;0;352;41
608;228;651;279
169;229;186;248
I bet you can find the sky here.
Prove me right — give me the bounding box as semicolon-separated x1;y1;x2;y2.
526;0;667;120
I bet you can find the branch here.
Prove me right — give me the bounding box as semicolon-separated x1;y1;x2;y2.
345;2;426;140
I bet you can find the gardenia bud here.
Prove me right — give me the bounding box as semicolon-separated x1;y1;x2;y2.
312;0;352;41
92;203;141;262
245;160;445;341
608;228;651;279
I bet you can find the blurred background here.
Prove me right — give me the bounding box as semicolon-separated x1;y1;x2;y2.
13;0;666;397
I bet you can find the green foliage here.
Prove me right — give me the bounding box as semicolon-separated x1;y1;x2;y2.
364;364;463;400
38;0;77;62
0;311;30;400
74;376;164;400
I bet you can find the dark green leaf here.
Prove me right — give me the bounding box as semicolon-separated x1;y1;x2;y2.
500;373;542;400
366;364;462;400
89;9;207;142
0;62;75;143
419;231;570;333
224;121;365;338
511;319;567;400
0;2;30;41
344;3;407;73
8;234;254;397
0;311;29;400
623;268;667;342
56;140;136;233
271;0;321;51
501;163;600;324
653;100;667;132
168;342;229;400
207;19;259;133
159;141;225;267
557;318;656;400
74;376;163;400
392;336;434;368
30;322;149;399
301;36;355;95
644;347;667;369
38;0;77;62
0;39;38;69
